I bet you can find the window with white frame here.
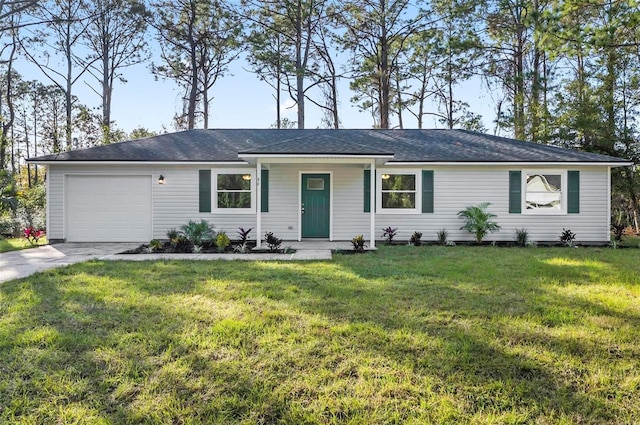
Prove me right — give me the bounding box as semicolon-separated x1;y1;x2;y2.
378;170;420;212
524;171;565;213
214;171;255;211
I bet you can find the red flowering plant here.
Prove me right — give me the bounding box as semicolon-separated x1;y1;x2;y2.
24;227;45;246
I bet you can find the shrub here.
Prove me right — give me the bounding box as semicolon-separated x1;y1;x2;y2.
0;170;18;213
237;227;253;244
216;232;231;252
409;231;422;246
17;184;46;230
166;228;179;244
611;223;625;243
0;213;19;237
457;202;501;243
264;231;282;252
180;220;213;247
381;226;397;245
149;239;163;251
23;227;45;246
559;228;576;247
234;242;252;253
515;228;529;247
351;234;366;252
437;229;448;245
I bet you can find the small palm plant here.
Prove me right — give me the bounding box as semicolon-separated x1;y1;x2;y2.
180;219;213;247
457;202;501;243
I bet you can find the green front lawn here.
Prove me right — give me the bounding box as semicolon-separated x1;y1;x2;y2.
1;246;639;424
0;237;48;253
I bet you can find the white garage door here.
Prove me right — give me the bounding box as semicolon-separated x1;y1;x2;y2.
66;175;152;242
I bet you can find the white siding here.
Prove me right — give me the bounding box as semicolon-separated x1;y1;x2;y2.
377;166;610;243
47;164;257;241
46;163;611;243
262;163;369;240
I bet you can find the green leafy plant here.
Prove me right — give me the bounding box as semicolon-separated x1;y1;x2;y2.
216;232;231;252
149;239;163;251
237;227;253;244
611;223;625;243
180;220;213;247
23;227;45;246
381;226;397;245
437;229;448;245
233;242;251;253
166;228;180;246
0;170;18;212
351;234;366;252
264;231;282;252
409;231;422;246
457;202;501;243
515;228;529;247
559;228;576;247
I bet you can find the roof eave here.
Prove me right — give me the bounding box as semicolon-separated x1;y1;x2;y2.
386;160;632;167
238;153;395;158
27;160;250;165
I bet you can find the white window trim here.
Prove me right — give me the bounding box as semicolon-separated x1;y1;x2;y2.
376;169;422;214
212;169;256;214
521;169;567;215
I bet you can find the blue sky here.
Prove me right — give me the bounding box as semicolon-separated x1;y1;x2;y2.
18;47;499;135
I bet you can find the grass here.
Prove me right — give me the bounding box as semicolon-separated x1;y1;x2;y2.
0;237;48;253
1;246;639;424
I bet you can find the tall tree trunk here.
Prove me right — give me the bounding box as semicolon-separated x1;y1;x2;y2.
65;17;74;150
331;72;339;129
102;44;112;141
1;26;18;168
379;0;389;128
513;22;525;139
187;37;198;129
203;73;209;129
395;75;403;129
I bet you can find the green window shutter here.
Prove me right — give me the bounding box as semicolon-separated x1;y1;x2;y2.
568;170;580;214
422;170;434;213
199;170;211;213
509;171;521;214
364;169;371;212
261;169;269;212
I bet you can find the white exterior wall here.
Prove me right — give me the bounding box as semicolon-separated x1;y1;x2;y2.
261;163;369;240
46;162;611;243
47;164;257;241
377;165;610;243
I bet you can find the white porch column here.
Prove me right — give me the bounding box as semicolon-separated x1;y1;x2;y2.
256;159;262;249
370;160;376;248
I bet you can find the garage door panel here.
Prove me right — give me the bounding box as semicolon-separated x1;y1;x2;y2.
66;175;152;242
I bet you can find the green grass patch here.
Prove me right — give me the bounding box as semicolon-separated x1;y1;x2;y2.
1;246;639;423
0;237;48;253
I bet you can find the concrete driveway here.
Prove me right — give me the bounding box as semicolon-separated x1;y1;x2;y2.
0;243;140;283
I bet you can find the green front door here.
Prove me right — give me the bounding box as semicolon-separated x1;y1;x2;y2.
301;174;330;238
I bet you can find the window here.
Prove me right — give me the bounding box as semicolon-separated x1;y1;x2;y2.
213;171;255;212
523;171;566;214
306;178;325;190
377;170;421;213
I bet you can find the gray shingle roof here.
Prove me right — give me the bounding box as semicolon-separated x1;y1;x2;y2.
28;128;629;164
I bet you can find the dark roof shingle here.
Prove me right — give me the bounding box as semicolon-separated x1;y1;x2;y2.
28;128;629;164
